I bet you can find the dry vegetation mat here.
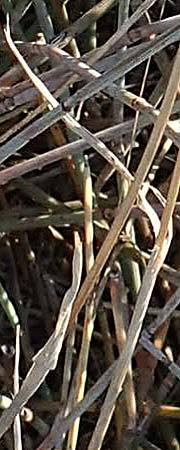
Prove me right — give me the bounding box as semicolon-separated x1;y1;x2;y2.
1;1;180;449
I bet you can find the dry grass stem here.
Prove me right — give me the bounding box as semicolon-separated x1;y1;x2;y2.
0;233;83;438
87;45;180;450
